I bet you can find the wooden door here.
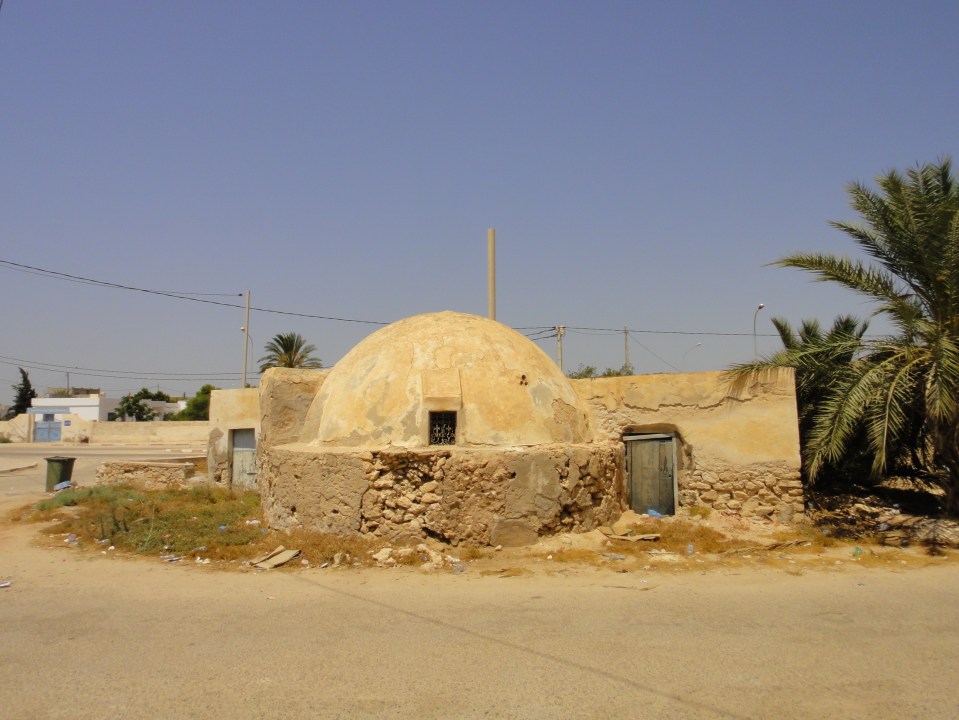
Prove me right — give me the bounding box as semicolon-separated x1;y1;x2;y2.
626;435;675;515
231;428;257;489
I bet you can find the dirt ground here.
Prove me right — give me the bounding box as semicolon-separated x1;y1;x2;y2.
3;449;959;719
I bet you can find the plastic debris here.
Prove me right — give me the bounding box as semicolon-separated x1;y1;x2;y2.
647;509;663;519
54;480;72;492
602;552;627;561
1;581;12;589
160;555;182;562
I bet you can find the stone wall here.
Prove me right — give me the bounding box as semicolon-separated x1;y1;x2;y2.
572;369;803;518
95;461;198;490
259;442;625;546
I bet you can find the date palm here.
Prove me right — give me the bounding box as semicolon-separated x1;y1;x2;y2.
730;159;959;514
258;332;323;373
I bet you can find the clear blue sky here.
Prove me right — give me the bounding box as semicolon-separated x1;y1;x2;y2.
2;1;957;403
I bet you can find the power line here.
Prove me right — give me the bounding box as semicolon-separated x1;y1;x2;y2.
2;258;794;337
629;335;679;372
0;360;244;383
0;259;389;325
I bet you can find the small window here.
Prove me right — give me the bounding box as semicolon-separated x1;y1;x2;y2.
42;414;55;422
429;411;457;445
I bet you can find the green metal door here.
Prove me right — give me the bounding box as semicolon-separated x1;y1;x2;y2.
626;434;675;515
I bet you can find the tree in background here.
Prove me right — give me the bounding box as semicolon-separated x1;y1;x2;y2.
257;332;323;373
728;159;959;514
568;363;633;379
6;368;37;419
115;388;172;421
168;384;216;421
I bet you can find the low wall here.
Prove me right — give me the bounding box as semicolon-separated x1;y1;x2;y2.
95;461;199;490
260;442;625;546
76;420;209;446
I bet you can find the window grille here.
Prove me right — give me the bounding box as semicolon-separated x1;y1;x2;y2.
429;411;457;445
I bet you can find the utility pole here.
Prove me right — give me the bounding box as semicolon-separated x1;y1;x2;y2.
556;325;566;374
66;372;70;395
241;290;251;388
487;228;496;320
624;325;631;373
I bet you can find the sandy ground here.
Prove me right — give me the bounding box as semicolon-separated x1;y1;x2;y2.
2;446;959;720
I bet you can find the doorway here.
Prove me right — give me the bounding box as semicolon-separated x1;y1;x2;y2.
231;428;257;489
624;433;677;515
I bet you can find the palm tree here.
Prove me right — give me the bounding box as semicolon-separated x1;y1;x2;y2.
730;159;959;515
731;315;871;482
258;332;323;373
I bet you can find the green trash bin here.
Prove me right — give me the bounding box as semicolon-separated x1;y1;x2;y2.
45;456;76;492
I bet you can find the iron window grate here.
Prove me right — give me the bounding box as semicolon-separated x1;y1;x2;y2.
429;411;457;445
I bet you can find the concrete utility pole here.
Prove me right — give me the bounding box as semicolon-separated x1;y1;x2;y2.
624;325;631;373
241;290;251;388
487;228;496;321
556;325;566;373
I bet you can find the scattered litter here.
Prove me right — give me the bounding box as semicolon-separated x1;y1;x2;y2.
245;519;261;526
647;509;663;519
599;527;661;542
0;581;11;589
685;543;695;557
160;555;182;563
251;545;301;570
451;562;466;575
54;480;72;492
195;557;211;564
602;552;626;561
108;546;115;551
852;546;863;559
218;525;227;532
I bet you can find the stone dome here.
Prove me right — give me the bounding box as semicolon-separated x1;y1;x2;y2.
302;311;592;448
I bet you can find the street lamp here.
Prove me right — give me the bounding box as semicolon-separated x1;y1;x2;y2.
682;342;702;370
753;303;765;357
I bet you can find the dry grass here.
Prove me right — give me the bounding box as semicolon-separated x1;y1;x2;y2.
18;483;382;569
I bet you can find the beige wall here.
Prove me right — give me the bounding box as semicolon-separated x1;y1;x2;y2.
83;420;209;446
0;414;32;442
258;368;330;450
572;369;803;519
209;389;261;432
572;369;800;465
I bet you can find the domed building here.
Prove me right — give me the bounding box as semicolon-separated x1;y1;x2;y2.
253;311;804;546
258;311;624;546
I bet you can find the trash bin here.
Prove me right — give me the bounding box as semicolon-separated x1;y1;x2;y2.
45;456;76;492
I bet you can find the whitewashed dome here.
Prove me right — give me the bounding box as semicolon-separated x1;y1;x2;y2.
302;311;592;448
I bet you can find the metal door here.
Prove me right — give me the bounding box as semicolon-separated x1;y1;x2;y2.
231;428;257;489
625;434;676;515
34;421;62;442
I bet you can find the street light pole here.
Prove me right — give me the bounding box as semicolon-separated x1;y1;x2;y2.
241;290;251;388
682;342;702;370
753;303;765;357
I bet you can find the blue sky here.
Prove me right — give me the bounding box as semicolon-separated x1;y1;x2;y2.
2;1;957;404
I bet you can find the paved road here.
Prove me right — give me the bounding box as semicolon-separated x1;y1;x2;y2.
1;446;958;719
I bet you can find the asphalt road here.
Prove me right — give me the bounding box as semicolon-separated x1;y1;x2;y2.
1;445;958;719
